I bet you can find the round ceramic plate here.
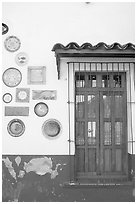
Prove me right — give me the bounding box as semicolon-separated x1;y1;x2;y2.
2;23;9;35
2;68;22;87
18;91;27;100
4;36;21;52
34;102;49;117
3;93;12;103
7;119;25;137
15;52;29;66
42;119;61;138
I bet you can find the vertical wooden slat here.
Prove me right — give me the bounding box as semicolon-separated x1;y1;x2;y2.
116;149;122;171
88;148;96;172
104;149;111;172
76;148;85;172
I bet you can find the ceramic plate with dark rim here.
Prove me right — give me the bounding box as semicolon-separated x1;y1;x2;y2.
2;23;9;35
3;93;12;103
2;68;22;87
34;102;49;117
7;119;25;137
4;36;21;52
42;119;61;138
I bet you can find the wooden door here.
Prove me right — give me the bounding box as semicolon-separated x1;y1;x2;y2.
75;72;127;180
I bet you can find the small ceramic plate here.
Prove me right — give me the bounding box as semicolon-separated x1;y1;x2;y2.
3;93;12;103
15;52;29;66
4;36;21;52
2;23;9;35
7;119;25;137
34;102;49;117
42;119;61;138
2;68;22;87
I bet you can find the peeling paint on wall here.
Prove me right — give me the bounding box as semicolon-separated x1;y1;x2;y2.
24;156;60;179
2;157;17;181
15;156;21;166
18;170;25;178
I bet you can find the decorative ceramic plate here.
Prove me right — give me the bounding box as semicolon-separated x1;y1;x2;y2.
42;119;61;138
16;88;30;102
4;36;21;52
2;23;9;35
2;68;22;87
34;102;49;117
7;119;25;137
15;52;29;66
3;93;12;103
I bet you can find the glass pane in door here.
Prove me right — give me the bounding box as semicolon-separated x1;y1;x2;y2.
115;122;122;145
88;75;96;87
103;95;111;118
104;122;112;145
76;74;85;88
114;95;122;118
76;95;85;118
88;121;96;145
87;95;96;118
102;75;110;87
76;121;85;145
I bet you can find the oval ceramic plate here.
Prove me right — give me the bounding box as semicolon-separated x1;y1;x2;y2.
15;52;29;66
2;23;9;35
42;119;61;138
7;119;25;137
4;36;21;52
3;93;12;103
2;68;22;87
34;102;49;117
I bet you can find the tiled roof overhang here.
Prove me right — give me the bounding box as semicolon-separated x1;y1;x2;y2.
52;42;135;79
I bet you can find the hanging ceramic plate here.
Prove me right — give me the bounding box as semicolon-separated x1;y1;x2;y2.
7;119;25;137
34;102;49;117
3;93;12;103
42;119;61;138
15;52;29;66
2;23;9;35
4;36;21;52
2;68;22;87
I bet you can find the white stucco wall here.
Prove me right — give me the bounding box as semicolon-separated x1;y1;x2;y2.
2;2;135;155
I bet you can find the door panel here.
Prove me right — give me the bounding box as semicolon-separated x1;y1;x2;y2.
75;72;127;179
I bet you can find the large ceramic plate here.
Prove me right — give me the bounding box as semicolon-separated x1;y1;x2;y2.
7;119;25;137
42;119;61;138
2;68;22;87
4;36;21;52
34;102;49;117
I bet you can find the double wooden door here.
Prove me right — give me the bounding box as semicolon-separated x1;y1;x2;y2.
75;72;127;180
